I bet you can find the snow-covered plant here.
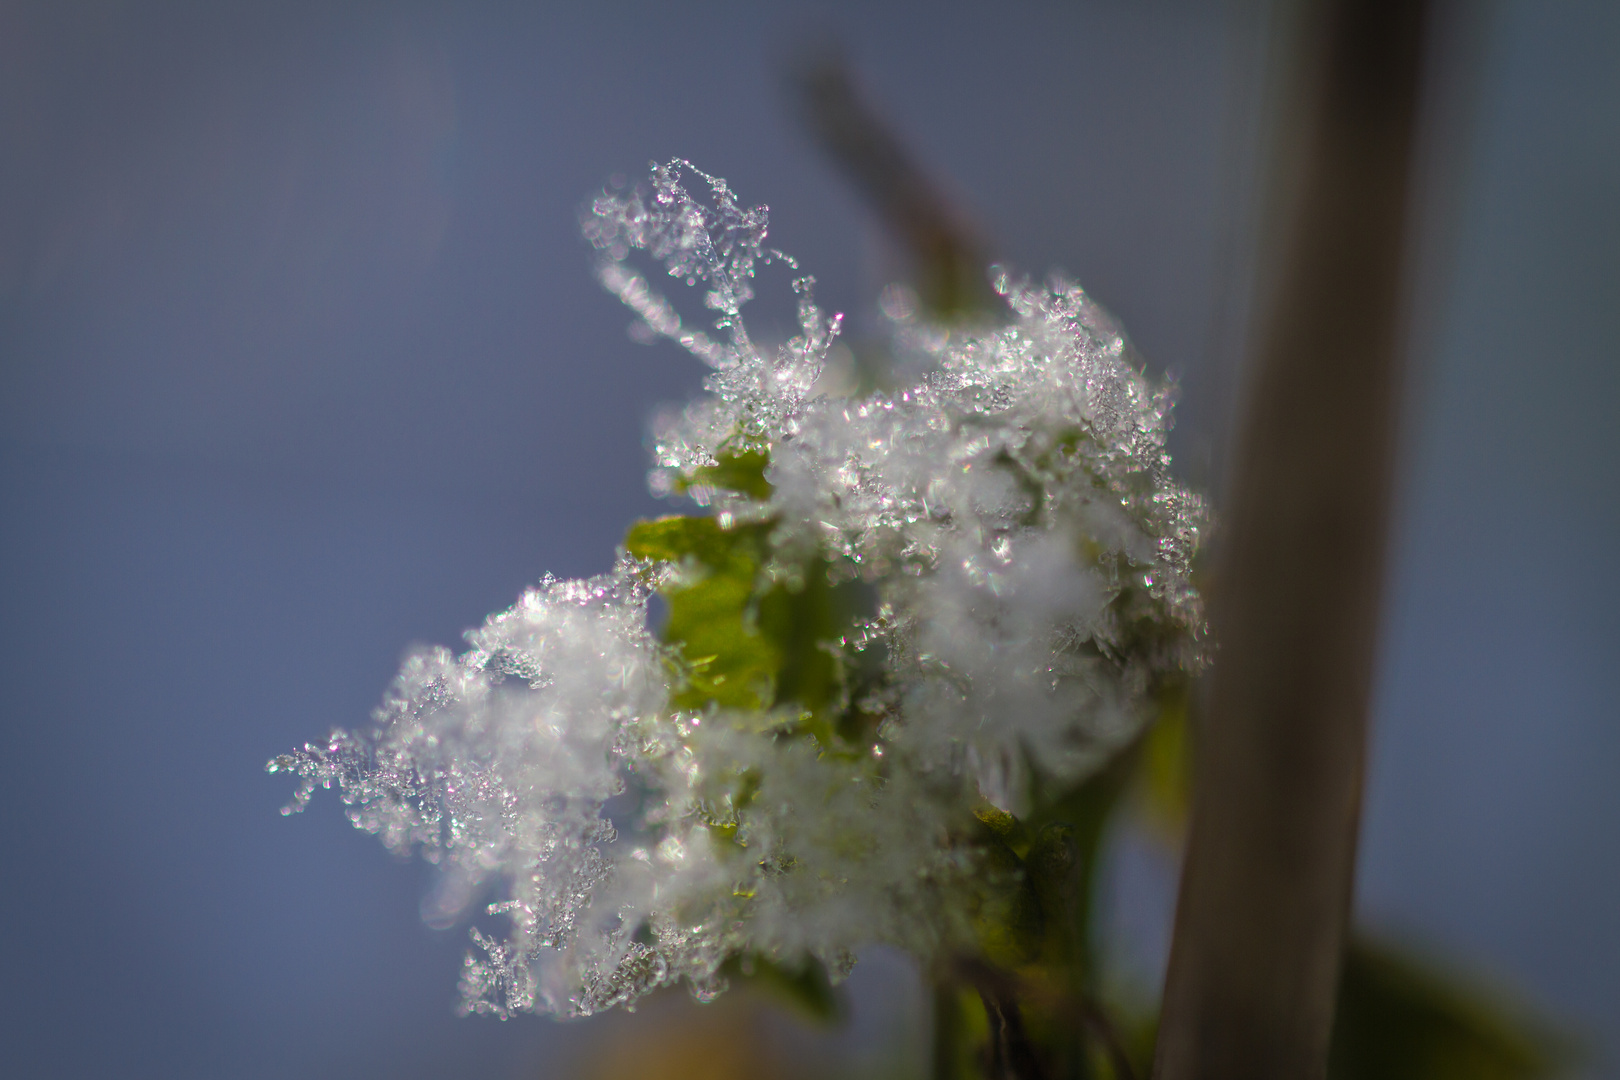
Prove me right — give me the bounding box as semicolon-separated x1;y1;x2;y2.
269;160;1207;1022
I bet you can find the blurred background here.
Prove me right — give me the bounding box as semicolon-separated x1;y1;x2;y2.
0;1;1615;1076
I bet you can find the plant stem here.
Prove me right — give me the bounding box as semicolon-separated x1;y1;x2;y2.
790;46;996;319
933;978;966;1080
1154;1;1428;1077
978;984;1047;1080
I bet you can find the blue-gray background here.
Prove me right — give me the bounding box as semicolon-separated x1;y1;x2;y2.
1;2;1615;1077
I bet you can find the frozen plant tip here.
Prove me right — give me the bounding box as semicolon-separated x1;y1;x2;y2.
269;160;1208;1020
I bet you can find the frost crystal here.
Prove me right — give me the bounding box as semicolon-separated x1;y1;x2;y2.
271;160;1207;1019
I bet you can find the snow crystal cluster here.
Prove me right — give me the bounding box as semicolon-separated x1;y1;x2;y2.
270;160;1207;1020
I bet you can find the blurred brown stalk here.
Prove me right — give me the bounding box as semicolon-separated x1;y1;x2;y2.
1154;1;1428;1077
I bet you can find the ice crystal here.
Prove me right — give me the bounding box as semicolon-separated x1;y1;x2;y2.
271;160;1207;1019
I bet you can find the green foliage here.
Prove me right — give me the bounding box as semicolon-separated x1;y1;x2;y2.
1134;686;1191;837
756;554;853;745
931;980;995;1080
969;805;1046;968
935;689;1574;1080
630;451;1570;1080
626;514;778;712
675;446;775;501
1329;935;1571;1080
927;747;1154;1079
624;449;872;747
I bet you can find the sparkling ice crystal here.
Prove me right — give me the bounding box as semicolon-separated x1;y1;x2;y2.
270;160;1207;1019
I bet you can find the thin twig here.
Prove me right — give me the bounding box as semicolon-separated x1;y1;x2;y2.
789;45;996;319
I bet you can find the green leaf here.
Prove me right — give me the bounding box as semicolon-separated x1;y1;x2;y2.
1136;681;1192;836
1329;934;1572;1080
973;803;1031;858
1021;737;1145;983
675;447;774;501
624;514;755;567
967;806;1045;967
625;514;778;712
756;555;865;745
627;509;877;746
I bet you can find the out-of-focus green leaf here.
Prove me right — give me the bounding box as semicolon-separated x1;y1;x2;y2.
973;804;1031;858
1328;934;1571;1080
931;980;994;1080
971;830;1045;968
720;952;846;1025
1136;683;1191;837
962;738;1145;983
1024;736;1145;984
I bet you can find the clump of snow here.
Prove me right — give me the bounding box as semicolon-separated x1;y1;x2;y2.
271;160;1207;1019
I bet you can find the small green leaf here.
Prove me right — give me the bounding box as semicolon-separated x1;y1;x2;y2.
968;807;1045;967
629;512;877;744
973;803;1031;858
626;514;779;712
625;514;751;567
676;447;774;501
